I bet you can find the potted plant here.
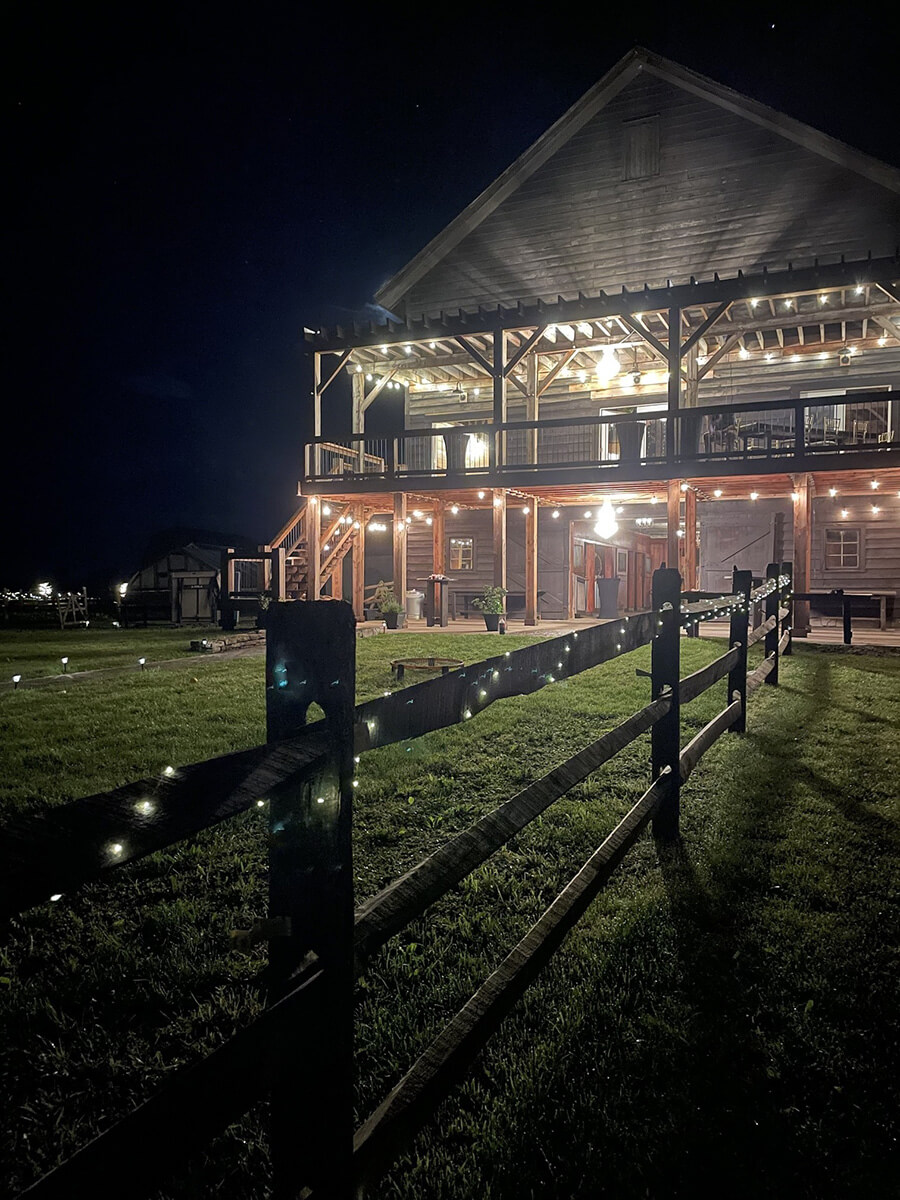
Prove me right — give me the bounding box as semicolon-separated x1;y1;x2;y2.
614;408;646;462
374;580;404;629
471;585;507;631
255;592;271;630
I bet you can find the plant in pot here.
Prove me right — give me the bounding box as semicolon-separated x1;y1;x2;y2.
255;592;271;630
614;407;646;462
374;580;404;629
471;585;507;631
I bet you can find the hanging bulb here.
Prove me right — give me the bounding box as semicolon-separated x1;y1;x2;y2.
593;499;618;539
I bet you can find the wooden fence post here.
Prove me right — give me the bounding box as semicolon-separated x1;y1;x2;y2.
220;549;236;631
266;600;357;1199
765;562;779;686
728;568;752;733
781;561;793;656
651;566;681;841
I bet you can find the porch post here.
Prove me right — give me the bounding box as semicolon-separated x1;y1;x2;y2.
432;498;445;575
313;353;323;477
493;331;508;468
667;479;681;574
393;493;407;601
683;485;697;591
492;488;507;594
307;498;321;600
525;498;538;626
792;474;812;636
666;306;682;463
525;353;539;465
352;372;366;471
352;505;365;621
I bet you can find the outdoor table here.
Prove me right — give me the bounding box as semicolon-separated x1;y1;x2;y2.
419;577;453;627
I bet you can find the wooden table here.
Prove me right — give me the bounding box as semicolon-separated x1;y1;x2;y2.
419;578;453;627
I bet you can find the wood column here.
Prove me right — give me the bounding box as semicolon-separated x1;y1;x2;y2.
525;354;539;465
492;488;507;593
392;493;407;602
792;473;812;636
683;485;697;591
307;499;321;600
666;306;682;463
352;372;366;471
432;498;445;575
567;518;576;619
493;332;507;468
351;506;365;621
525;500;538;626
667;479;681;575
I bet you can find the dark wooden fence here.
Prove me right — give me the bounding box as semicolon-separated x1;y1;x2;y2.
2;565;793;1199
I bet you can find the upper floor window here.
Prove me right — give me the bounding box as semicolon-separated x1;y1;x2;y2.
824;527;860;569
623;116;660;180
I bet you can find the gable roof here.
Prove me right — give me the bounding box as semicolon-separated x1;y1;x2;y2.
375;47;900;315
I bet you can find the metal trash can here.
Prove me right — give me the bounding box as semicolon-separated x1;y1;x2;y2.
405;590;425;620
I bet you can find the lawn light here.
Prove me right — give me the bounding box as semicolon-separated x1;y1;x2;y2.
61;657;69;672
138;657;146;670
163;766;175;777
50;893;63;902
12;674;21;689
108;842;124;858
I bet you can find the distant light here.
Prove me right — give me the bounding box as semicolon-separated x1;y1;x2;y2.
493;496;503;507
840;509;849;519
676;529;685;538
136;799;155;816
322;504;331;515
750;298;759;308
477;490;485;499
366;373;373;381
791;492;800;502
256;799;265;807
738;347;750;360
355;364;362;373
713;489;723;498
523;506;530;514
108;842;124;857
829;487;837;497
450;505;459;514
551;509;560;518
680;482;688;492
164;766;175;776
426;517;433;525
650;495;658;505
819;294;828;304
871;480;879;489
871;505;880;515
750;492;759;500
50;893;63;902
783;299;793;309
118;582;128;598
855;285;864;296
584;510;592;519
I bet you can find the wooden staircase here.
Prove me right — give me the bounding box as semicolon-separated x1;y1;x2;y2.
269;499;359;601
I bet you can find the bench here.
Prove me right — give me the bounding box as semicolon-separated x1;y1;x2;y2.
452;590;546;619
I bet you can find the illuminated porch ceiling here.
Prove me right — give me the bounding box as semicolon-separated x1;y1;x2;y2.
308;466;900;515
307;255;900;401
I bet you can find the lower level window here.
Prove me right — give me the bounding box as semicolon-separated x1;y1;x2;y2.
824;527;860;569
449;537;474;571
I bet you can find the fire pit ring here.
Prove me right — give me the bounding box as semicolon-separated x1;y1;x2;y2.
390;656;464;681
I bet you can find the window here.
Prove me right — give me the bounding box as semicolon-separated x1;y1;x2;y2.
824;527;860;569
449;537;474;571
623;116;659;180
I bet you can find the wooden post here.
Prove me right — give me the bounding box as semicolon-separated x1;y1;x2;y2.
307;499;322;601
651;566;681;841
525;499;538;626
525;353;539;465
792;474;812;636
567;517;576;619
313;353;323;477
352;507;365;621
493;331;507;468
393;493;407;602
781;561;793;655
220;548;236;631
667;479;681;575
842;591;853;645
667;306;682;463
266;600;356;1198
352;372;366;471
271;546;286;603
683;485;697;591
492;488;507;594
765;562;779;686
432;498;445;576
728;568;752;732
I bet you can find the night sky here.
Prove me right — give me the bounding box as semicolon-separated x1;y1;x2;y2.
6;4;897;590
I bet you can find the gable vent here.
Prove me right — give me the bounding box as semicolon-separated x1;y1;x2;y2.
623;115;660;180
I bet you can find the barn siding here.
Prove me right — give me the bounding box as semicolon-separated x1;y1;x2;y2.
401;74;900;319
811;495;900;593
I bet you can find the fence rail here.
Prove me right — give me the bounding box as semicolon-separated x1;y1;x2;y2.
6;564;794;1199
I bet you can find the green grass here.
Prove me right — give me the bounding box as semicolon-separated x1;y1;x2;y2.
0;626;218;679
1;632;899;1198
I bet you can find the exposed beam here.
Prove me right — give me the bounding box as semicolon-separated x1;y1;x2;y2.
504;326;546;376
619;313;669;362
697;333;742;380
455;336;494;378
682;301;732;355
537;348;579;396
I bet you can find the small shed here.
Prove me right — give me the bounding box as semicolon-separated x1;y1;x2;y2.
121;530;256;625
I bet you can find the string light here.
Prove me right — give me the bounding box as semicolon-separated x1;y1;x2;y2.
750;492;759;501
713;489;723;498
551;509;560;518
477;491;485;499
870;480;879;489
829;487;837;497
450;505;459;514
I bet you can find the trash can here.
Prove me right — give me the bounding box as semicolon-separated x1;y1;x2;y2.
405;590;425;621
596;577;620;619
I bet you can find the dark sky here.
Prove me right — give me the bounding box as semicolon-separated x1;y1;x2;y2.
5;3;897;589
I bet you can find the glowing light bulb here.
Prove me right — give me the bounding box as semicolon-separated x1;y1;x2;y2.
551;509;559;518
450;505;459;514
713;489;722;498
750;492;759;501
829;487;837;497
871;480;879;489
593;499;618;540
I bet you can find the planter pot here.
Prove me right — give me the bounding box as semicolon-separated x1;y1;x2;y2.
255;610;269;630
442;430;470;473
596;577;620;619
383;611;403;629
615;420;646;462
482;612;501;631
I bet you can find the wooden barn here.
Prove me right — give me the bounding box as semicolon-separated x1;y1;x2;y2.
267;48;900;631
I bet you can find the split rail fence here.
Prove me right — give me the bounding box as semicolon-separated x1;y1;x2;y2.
1;563;793;1199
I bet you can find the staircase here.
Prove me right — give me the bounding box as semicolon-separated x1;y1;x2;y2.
269;499;359;600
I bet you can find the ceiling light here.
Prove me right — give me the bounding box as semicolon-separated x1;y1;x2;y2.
593;499;618;539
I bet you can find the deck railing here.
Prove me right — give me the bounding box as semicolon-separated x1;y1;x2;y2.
302;390;898;483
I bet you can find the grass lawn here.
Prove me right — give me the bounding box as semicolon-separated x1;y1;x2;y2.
0;626;220;679
1;631;898;1198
